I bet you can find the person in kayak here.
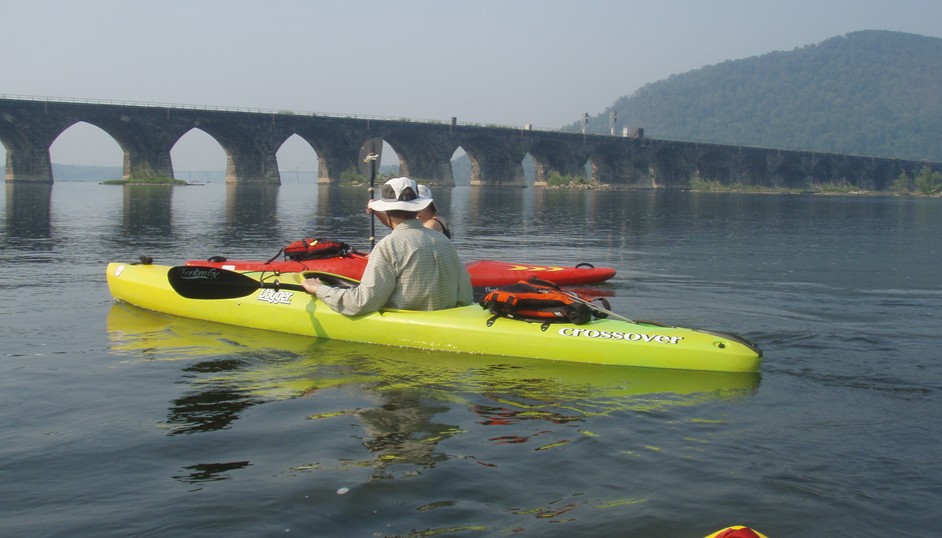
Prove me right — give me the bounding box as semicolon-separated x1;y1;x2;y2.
417;184;451;238
369;184;451;238
302;176;473;315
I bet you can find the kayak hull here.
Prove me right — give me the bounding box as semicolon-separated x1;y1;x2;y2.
106;262;761;373
184;255;616;288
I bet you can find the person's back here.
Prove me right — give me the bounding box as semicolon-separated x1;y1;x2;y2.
365;219;466;310
304;177;472;315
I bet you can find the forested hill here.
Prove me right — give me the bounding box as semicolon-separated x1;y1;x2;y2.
571;30;942;162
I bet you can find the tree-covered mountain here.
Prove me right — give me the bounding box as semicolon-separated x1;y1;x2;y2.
570;30;942;162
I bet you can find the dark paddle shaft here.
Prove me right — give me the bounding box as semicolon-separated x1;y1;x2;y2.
564;291;635;323
367;142;378;249
168;266;306;300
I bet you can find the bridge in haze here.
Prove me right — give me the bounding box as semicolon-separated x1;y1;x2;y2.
1;95;937;189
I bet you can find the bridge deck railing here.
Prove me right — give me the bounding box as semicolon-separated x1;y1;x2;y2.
0;93;558;133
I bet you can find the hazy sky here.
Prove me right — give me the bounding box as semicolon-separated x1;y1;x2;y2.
3;0;942;170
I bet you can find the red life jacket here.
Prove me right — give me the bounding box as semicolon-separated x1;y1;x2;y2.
277;237;352;262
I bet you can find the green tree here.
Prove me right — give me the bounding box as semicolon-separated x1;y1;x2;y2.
913;165;942;195
891;170;912;194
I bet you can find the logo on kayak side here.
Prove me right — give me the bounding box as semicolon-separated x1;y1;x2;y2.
257;288;294;305
176;266;223;280
557;327;683;344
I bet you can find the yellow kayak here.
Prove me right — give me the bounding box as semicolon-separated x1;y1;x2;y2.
105;262;762;373
106;302;760;403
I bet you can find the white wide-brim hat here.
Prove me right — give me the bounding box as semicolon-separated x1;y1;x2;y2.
369;177;433;212
418;184;438;211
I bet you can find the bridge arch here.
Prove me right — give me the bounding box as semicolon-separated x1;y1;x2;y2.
275;134;318;184
293;121;362;184
527;138;584;187
178;121;279;184
171;128;227;182
49;122;123;177
381;137;414;180
447;147;470;185
458;135;526;187
649;145;694;189
52;116;180;181
769;151;809;188
588;141;651;186
695;148;734;184
380;129;455;186
739;148;771;186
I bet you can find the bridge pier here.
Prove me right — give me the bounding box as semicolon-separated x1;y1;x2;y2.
460;136;527;187
587;142;649;186
313;143;360;184
528;136;586;186
122;145;175;180
367;128;455;186
648;143;693;188
469;153;526;187
397;155;455;185
1;104;57;182
224;147;280;184
5;147;53;182
293;122;363;184
192;116;283;184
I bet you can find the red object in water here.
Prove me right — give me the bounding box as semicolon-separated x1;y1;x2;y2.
711;527;765;538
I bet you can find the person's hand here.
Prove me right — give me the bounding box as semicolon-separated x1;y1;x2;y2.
301;277;322;295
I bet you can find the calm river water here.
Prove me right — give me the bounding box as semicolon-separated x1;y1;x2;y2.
2;182;940;537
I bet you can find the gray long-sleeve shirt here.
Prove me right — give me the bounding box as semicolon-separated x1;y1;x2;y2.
315;219;473;315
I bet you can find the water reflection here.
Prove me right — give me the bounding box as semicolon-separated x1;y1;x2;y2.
314;184;377;242
122;185;173;236
352;391;458;480
107;303;760;483
466;187;527;230
222;183;282;243
225;183;279;226
106;304;318;435
172;460;251;484
5;182;52;240
168;357;263;434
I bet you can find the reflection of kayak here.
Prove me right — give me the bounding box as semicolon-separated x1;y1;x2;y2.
184;254;616;288
106;302;760;403
106;262;762;373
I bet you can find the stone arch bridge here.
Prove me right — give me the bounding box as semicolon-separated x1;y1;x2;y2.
2;96;936;189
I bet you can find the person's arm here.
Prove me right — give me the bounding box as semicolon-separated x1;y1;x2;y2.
309;242;397;315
